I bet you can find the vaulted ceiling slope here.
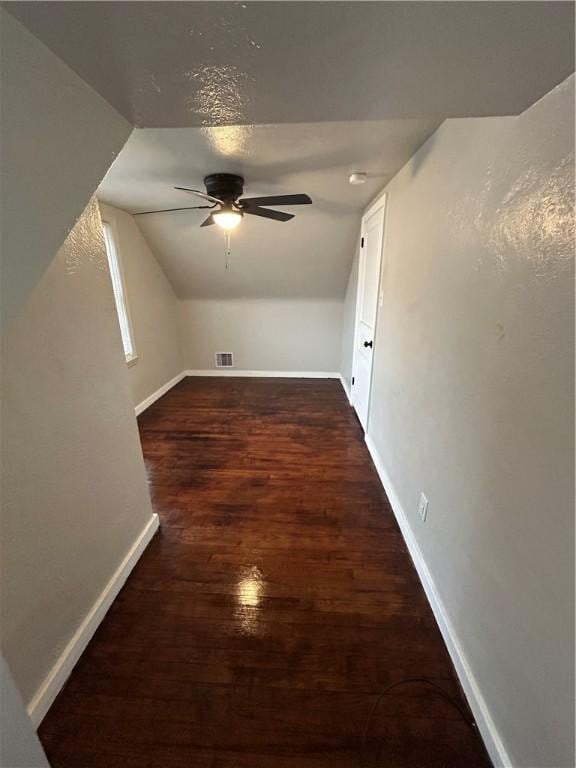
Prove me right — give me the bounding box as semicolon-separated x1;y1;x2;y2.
6;2;575;128
98;120;440;299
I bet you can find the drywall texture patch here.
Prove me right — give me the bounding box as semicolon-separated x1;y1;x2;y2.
99;203;182;406
363;75;574;767
1;199;154;706
0;9;131;325
179;299;342;372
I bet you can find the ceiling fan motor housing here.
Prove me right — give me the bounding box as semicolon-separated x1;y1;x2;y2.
204;173;244;204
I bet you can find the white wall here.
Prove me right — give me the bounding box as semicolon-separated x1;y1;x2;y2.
2;198;155;709
179;299;342;373
0;10;131;325
0;657;48;767
1;10;155;724
99;203;182;406
345;76;574;767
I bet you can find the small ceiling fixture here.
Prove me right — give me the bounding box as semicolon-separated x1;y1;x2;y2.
349;172;367;185
135;174;312;228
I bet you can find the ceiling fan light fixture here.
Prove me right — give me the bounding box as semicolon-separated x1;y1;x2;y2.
138;175;312;226
213;208;243;230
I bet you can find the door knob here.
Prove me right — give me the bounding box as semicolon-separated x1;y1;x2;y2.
363;340;373;348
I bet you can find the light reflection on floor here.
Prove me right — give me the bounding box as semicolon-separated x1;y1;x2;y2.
235;564;264;635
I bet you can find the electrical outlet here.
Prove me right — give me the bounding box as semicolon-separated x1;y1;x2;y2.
418;492;429;522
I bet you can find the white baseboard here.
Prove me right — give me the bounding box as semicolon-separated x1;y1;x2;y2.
27;513;160;727
339;374;353;404
184;369;340;379
134;372;186;416
364;434;511;768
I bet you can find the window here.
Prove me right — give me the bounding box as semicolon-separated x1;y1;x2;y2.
102;222;137;365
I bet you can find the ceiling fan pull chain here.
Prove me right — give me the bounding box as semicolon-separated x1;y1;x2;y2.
225;231;231;270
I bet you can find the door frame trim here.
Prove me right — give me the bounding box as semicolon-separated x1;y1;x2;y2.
351;190;387;430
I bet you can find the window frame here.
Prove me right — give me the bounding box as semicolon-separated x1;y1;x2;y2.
102;219;138;367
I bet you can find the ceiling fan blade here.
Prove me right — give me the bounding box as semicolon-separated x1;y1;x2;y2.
200;213;215;227
243;207;294;222
134;205;214;216
239;194;312;207
175;186;224;204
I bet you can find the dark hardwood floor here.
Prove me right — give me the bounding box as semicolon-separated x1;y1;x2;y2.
39;377;491;767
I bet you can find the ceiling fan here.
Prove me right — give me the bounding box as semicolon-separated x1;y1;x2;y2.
134;173;312;230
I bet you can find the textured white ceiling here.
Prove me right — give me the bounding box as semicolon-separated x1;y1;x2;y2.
9;1;574;301
98;119;440;299
6;2;575;127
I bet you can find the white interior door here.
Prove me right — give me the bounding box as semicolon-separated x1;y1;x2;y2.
351;197;386;430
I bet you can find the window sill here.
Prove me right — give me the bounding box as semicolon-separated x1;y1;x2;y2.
126;355;139;368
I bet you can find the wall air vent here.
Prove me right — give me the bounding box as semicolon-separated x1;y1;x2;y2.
215;352;234;368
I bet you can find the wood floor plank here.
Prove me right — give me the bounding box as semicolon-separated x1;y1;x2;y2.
39;377;491;767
